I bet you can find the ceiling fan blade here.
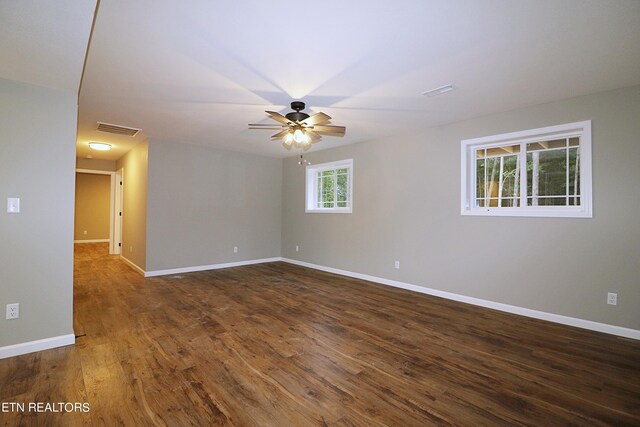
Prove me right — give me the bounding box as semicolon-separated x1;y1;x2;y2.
249;124;285;130
265;111;292;125
310;125;346;136
300;112;331;127
248;123;286;127
271;129;291;140
306;130;322;143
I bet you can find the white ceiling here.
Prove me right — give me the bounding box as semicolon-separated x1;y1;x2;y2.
0;0;95;92
3;1;640;161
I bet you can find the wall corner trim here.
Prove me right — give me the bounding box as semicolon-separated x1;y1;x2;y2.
144;257;283;277
120;255;147;277
120;255;146;275
0;334;75;359
281;258;640;341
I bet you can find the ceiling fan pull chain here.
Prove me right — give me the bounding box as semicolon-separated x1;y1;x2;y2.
298;155;311;166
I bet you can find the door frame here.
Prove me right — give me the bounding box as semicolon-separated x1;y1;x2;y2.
114;168;123;255
76;168;122;254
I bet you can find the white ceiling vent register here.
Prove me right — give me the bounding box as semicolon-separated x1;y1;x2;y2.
96;121;141;137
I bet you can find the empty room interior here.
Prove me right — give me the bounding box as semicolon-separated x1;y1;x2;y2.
1;1;640;425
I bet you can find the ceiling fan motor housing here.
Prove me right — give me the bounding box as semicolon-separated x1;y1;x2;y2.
286;111;309;122
286;101;309;122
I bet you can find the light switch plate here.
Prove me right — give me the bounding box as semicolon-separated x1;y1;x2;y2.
7;198;20;213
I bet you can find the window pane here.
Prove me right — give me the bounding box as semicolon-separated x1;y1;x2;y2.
337;171;348;202
322;173;335;207
500;154;520;206
499;197;520;207
568;147;580;201
527;146;568;206
486;197;499;207
316;172;323;207
526;138;566;152
476;158;485;200
527;197;568;206
485;157;500;205
483;197;521;207
478;144;520;158
475;144;521;208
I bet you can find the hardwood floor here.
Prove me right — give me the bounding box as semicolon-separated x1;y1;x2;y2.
1;243;639;426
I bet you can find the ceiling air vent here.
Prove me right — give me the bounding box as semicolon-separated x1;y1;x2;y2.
96;121;141;137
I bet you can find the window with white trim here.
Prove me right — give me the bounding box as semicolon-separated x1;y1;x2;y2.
306;159;353;213
461;121;592;217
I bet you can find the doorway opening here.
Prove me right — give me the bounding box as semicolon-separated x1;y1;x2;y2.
75;168;123;254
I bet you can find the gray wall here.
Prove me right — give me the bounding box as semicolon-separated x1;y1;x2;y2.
116;141;148;270
76;157;116;172
282;85;640;330
146;139;282;272
74;173;111;240
0;78;77;346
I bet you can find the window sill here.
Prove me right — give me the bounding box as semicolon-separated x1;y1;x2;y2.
305;208;352;214
461;207;592;218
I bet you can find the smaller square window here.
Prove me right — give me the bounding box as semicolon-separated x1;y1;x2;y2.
306;159;353;213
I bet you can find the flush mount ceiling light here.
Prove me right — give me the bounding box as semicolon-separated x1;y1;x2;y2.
422;84;455;97
88;142;112;151
248;101;346;152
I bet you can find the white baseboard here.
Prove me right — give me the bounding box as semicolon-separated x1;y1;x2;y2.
145;257;282;277
120;255;146;275
281;258;640;340
0;334;75;359
74;239;109;243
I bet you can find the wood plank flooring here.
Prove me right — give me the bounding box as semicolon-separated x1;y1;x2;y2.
1;243;639;426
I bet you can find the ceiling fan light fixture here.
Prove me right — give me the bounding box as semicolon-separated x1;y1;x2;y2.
284;132;294;144
249;101;345;151
88;142;112;151
293;128;305;143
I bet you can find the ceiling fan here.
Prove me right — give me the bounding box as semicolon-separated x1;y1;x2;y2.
248;101;346;151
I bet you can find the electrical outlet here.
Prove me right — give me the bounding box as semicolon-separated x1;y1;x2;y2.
233;246;238;253
129;246;133;253
394;261;400;269
6;303;19;320
295;245;299;252
607;292;618;306
83;230;87;235
7;198;20;213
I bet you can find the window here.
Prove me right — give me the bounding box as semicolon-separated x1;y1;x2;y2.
306;159;353;213
461;121;592;217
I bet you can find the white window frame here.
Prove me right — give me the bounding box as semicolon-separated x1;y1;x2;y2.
461;121;592;218
306;159;353;213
